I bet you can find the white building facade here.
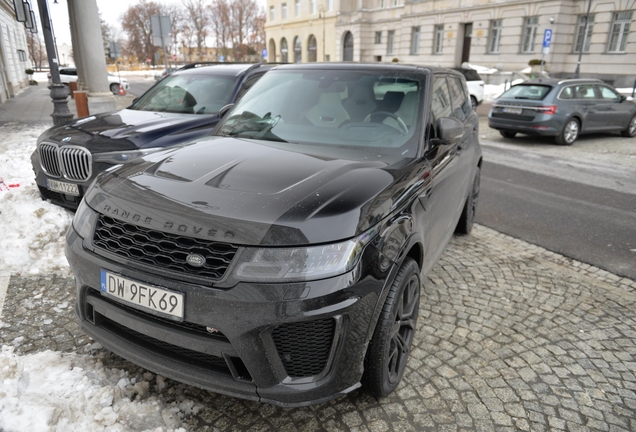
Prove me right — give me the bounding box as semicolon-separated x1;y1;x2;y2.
266;0;636;87
0;0;30;104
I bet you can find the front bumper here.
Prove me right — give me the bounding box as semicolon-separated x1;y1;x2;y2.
66;227;394;406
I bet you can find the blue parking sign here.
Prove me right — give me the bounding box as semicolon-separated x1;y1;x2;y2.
543;29;553;48
262;49;268;59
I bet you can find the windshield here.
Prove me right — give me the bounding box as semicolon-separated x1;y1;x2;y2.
216;69;423;158
131;73;236;114
500;84;552;100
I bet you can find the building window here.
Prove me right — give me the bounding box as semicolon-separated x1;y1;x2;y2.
327;0;333;11
310;0;316;14
387;30;395;54
281;38;288;62
295;0;300;16
17;50;27;62
308;35;317;62
607;11;632;53
294;36;302;62
521;16;538;53
488;19;502;53
410;27;420;54
573;14;594;53
380;0;384;7
375;31;382;44
433;24;444;54
393;0;398;5
281;3;287;19
269;5;275;21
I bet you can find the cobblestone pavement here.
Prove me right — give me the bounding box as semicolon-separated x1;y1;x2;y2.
2;225;635;431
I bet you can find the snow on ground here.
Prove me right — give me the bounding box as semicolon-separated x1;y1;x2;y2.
0;346;193;432
0;123;73;277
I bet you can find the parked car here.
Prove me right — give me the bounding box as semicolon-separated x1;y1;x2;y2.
453;67;485;109
33;63;276;210
489;78;636;145
48;67;130;95
66;63;482;406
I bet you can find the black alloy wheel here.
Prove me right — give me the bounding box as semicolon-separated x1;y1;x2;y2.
363;258;420;398
455;166;481;235
555;118;579;145
621;114;636;137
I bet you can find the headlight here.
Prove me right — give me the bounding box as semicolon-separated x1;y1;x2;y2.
72;199;98;239
92;147;163;164
232;227;378;283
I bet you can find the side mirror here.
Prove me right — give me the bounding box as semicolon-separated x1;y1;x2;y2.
619;94;627;102
219;103;235;118
132;97;139;104
433;117;463;145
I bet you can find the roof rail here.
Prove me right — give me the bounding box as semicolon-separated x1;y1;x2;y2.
177;61;288;72
557;78;603;84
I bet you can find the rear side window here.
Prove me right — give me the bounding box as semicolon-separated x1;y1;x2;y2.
453;68;482;81
500;84;552;100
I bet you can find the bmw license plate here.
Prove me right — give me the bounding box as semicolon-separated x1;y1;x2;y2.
502;107;523;115
46;179;79;196
100;270;184;320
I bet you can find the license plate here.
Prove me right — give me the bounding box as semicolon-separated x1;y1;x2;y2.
46;179;79;196
503;107;523;115
100;270;184;320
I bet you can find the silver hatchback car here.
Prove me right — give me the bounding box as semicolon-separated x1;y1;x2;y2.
488;78;636;145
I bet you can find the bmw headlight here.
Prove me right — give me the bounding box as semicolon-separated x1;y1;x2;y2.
92;147;163;164
232;227;378;283
72;199;98;239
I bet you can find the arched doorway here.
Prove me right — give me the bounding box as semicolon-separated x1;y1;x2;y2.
307;35;317;62
268;39;276;62
280;38;288;63
343;31;354;61
294;36;302;63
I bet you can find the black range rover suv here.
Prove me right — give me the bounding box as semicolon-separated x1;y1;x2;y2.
32;63;276;210
66;63;482;406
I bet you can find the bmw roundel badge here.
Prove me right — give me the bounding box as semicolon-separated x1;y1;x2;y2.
62;137;71;142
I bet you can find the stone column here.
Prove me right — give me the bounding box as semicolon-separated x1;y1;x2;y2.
67;0;87;91
68;0;116;114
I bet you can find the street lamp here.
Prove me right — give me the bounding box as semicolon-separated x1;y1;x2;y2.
574;0;592;77
318;4;326;61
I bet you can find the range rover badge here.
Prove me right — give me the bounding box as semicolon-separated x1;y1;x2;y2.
186;253;206;267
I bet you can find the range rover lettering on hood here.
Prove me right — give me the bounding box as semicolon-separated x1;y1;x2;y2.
101;204;235;239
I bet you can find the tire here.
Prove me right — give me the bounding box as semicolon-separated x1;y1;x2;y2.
110;83;120;94
363;258;420;398
555;118;579;145
470;96;478;111
500;130;517;139
621;114;636;137
455;166;480;235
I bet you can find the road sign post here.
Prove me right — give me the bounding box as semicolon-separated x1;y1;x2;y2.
540;29;552;79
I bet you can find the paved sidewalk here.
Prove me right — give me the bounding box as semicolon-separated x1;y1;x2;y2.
0;84;135;124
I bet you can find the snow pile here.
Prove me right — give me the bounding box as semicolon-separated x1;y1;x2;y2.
0;124;73;277
0;345;196;432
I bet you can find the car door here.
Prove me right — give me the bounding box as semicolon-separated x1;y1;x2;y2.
595;84;632;129
421;75;465;263
572;84;603;131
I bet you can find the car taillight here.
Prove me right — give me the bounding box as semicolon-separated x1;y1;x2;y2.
538;105;557;115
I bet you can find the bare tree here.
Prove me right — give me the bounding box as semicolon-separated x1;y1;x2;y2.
209;0;231;60
183;0;210;61
121;0;163;64
27;32;47;70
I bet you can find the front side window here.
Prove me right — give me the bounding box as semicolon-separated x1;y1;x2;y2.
521;16;538;53
597;85;620;101
131;74;236;114
216;70;423;159
281;3;287;19
431;76;452;123
488;19;502;53
574;14;595;53
434;25;444;54
607;11;632;53
387;30;395;54
410;27;420;54
375;31;382;44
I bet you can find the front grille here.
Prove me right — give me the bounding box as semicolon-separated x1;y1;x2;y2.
272;318;335;378
59;146;91;180
93;215;238;280
38;142;92;181
39;143;61;177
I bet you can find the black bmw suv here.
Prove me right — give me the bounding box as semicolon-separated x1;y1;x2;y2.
66;63;482;406
31;63;276;210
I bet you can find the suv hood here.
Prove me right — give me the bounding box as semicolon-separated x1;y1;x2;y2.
39;109;219;152
85;137;418;246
